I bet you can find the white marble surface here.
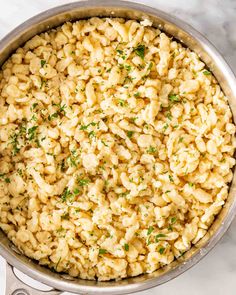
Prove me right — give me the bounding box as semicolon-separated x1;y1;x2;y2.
0;0;236;294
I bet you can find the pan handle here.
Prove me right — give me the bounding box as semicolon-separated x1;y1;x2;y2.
5;263;62;295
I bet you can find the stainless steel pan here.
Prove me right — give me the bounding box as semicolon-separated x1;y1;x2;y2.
0;1;236;294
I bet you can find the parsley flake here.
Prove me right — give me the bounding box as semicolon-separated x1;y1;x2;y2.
169;175;174;182
77;178;90;187
134;44;145;59
159;247;165;254
27;126;38;141
61;188;72;202
203;70;211;75
127;131;134;138
168;94;180;103
40;60;46;67
155;234;166;243
147;226;154;235
124;243;129;251
99;248;107;255
147;146;156;154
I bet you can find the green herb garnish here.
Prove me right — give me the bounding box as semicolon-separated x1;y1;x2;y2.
159;247;165;254
118;99;127;107
48;112;59;121
88;131;95;138
203;70;211;75
147;226;154;235
127;131;134;138
163;123;169;131
101;140;108;147
61;212;69;220
166;112;172;121
40;60;46;67
27;126;38;141
169;175;174;182
99;249;107;255
134;44;145;59
147;62;153;70
124;65;132;72
77;178;90;187
61;188;72;202
134;92;140;98
73;188;80;195
147;146;156;154
80;122;96;130
155;234;166;243
168;94;180;103
32;103;38;109
124;243;129;251
170;217;177;224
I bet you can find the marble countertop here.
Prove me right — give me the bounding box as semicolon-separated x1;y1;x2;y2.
0;0;236;295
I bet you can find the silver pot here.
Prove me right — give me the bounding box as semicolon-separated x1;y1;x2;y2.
1;1;236;294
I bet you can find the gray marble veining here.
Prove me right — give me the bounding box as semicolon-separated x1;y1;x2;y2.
0;1;235;295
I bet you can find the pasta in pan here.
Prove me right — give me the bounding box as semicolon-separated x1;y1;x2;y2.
0;17;235;281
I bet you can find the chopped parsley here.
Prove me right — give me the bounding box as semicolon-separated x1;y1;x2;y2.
133;44;145;59
124;243;129;251
68;153;78;167
27;126;38;141
79;122;96;130
163;123;169;131
168;217;177;231
99;248;107;255
124;65;132;72
147;226;154;235
169;175;174;182
188;182;194;187
130;117;138;123
32;103;38;109
30;114;37;121
159;247;165;254
127;131;134;138
48;112;59;121
17;169;23;176
203;70;211;75
10;133;20;155
88;131;95;138
168;94;180;103
116;49;126;60
61;212;69;220
155;234;166;243
179;137;184;143
170;217;177;224
147;146;156;154
119;192;129;198
116;49;123;55
166;112;172;120
147;62;153;70
77;178;90;187
118;99;127;107
101;140;108;147
134;92;140;98
61;188;72;202
73;188;80;195
40;59;46;67
48;103;67;120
